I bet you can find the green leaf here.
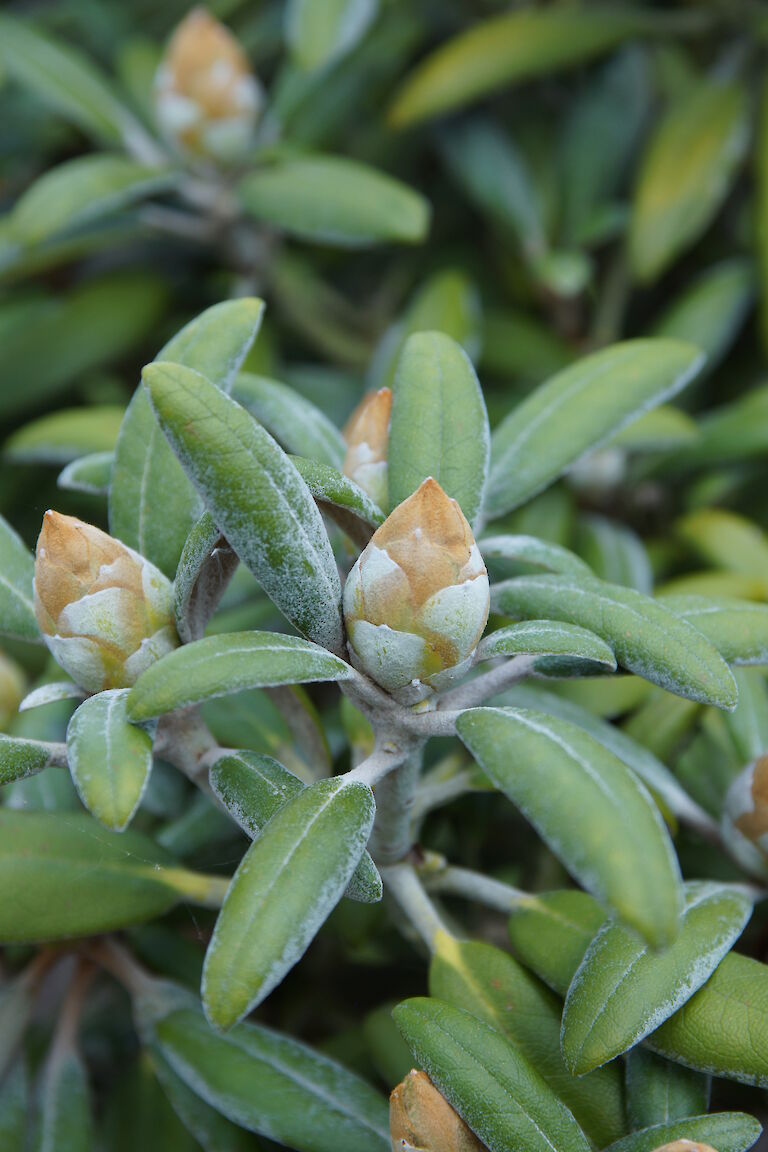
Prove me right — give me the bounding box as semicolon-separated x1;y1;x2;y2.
239;155;429;247
677;509;768;580
652;260;754;378
430;935;625;1148
660;595;768;666
480;308;572;384
0;14;140;143
232;372;345;468
5;406;124;464
286;0;378;72
0;513;39;643
500;684;713;833
0;1063;27;1150
172;513;238;644
100;1053;210;1152
36;1047;93;1152
0;735;60;785
388;331;489;523
111;298;264;578
394;997;591;1152
210;751;381;904
603;1114;762;1152
290;455;384;548
0;810;214;941
649;952;768;1086
630;81;750;283
147;1048;257;1152
458;707;683;947
486;340;703;518
480;534;592;577
9;154;174;247
562;882;752;1074
154;1004;389;1151
388;6;651;127
508;890;607;997
492;574;737;709
610;406;698;452
129;632;351;723
143;362;344;652
476;621;616;671
66;689;153;831
577;516;652;595
203;778;375;1028
58;451;114;496
625;1050;710;1130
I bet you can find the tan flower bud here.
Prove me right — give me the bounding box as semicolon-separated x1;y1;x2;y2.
722;756;768;875
343;479;489;703
155;7;262;162
390;1070;485;1151
343;388;392;509
34;512;178;694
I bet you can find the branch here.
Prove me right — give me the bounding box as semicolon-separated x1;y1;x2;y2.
346;742;413;788
423;864;534;914
381;862;451;951
436;656;536;713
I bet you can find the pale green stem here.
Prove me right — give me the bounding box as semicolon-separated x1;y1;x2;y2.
381;862;451;951
370;750;423;866
423;865;533;915
160;866;230;909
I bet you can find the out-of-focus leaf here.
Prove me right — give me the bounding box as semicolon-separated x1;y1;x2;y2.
610;406;698;450
239;155;429;246
0;513;38;643
480;309;572;383
203;778;375;1028
430;935;625;1147
677;509;768;580
111;298;264;579
562;882;752;1074
36;1046;93;1152
388;331;489;523
58;451;114;496
9;155;174;247
486;340;703;517
5;406;124;464
20;681;84;712
673;386;768;469
577;515;653;594
629;80;750;283
388;7;653;128
286;0;378;72
270;252;372;367
143;363;344;652
394;996;591;1152
457;707;683;947
652;260;754;377
67;689;153;831
231;372;345;468
492;574;737;709
660;595;768;666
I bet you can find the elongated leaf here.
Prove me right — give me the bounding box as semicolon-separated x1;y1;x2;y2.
100;1053;215;1152
625;1050;710;1130
630;81;749;283
36;1048;93;1152
20;682;84;711
0;1062;27;1150
481;534;592;577
111;298;264;578
603;1114;761;1152
677;509;768;580
653;260;754;378
232;373;345;468
395;997;591;1152
486;340;703;517
480;308;572;383
388;331;489;523
508;890;608;997
58;451;114;496
6;406;124;464
493;574;737;709
458;707;683;947
0;513;39;642
148;1048;257;1152
144;362;344;652
577;516;652;595
290;455;384;547
0;810;216;941
674;385;768;468
286;0;379;72
209;750;381;903
203;778;375;1028
0;734;62;786
610;406;698;451
9;154;174;247
476;621;615;670
430;935;625;1147
155;1005;389;1151
0;14;139;143
129;632;351;723
562;882;752;1074
388;7;651;127
661;595;768;666
501;684;713;832
67;689;153;831
172;513;238;644
239;155;429;246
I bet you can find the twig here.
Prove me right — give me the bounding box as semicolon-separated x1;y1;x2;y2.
381;862;451;951
436;656;536;712
422;864;533;915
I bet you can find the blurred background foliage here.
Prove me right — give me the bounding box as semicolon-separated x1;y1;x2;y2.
3;0;768;1144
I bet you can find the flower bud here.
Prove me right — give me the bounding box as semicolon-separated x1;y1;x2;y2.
34;512;178;694
722;757;768;876
343;388;392;509
343;479;489;703
390;1070;485;1151
154;7;262;162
